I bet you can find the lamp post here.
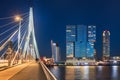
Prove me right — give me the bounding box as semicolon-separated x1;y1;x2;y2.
14;15;22;53
14;15;22;64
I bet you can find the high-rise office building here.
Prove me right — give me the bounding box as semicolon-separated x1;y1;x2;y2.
51;40;60;62
75;25;87;58
51;40;54;59
66;25;96;60
66;25;87;59
102;30;110;60
87;26;96;58
66;25;76;58
56;43;60;62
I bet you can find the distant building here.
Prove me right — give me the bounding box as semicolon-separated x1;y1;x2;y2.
66;25;97;60
102;30;110;60
109;56;120;65
87;26;96;58
75;25;87;58
41;56;54;65
66;25;88;59
110;56;120;60
66;25;76;59
51;40;60;62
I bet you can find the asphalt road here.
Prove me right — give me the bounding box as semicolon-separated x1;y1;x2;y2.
9;63;47;80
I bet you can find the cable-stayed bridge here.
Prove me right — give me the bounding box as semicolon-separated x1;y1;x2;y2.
0;7;57;80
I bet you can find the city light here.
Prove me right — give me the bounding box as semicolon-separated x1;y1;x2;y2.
0;1;120;80
113;61;117;63
14;15;22;22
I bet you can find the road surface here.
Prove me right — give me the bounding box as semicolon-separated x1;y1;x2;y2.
8;62;47;80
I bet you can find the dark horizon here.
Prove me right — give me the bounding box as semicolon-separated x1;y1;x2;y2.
0;0;120;60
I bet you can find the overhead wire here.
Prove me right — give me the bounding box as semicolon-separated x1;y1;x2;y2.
0;12;29;60
0;21;16;28
19;20;28;47
0;15;28;49
0;12;28;20
21;23;28;49
0;16;27;58
0;18;28;44
0;13;29;28
0;14;29;37
11;30;27;65
12;17;29;51
0;24;18;36
0;29;18;45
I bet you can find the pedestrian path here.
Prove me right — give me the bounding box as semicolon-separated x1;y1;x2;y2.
9;62;47;80
0;62;31;80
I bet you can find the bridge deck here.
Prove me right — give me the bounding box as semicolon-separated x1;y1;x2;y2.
0;62;47;80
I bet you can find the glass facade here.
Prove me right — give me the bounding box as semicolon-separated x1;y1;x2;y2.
51;40;60;62
75;25;87;58
66;25;76;58
66;42;74;58
52;43;57;61
87;42;94;58
66;25;87;59
66;25;76;42
103;30;110;57
66;25;96;59
87;26;96;58
88;26;96;42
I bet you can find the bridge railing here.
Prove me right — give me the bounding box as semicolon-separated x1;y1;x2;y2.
40;61;57;80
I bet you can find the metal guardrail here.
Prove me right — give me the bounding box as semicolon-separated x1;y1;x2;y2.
40;62;57;80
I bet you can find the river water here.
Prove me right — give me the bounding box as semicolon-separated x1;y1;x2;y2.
48;66;120;80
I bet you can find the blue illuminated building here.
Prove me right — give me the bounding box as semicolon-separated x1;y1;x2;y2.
66;25;87;59
66;25;96;59
75;25;87;58
87;26;96;58
66;25;76;58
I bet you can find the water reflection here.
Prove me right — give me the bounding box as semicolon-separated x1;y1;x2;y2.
48;66;120;80
80;66;89;79
65;66;75;80
112;66;118;80
74;66;81;79
97;66;103;71
48;66;65;80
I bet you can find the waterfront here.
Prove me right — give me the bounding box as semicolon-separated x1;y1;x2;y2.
48;66;120;80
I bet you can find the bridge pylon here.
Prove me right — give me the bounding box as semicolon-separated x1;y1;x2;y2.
10;7;40;66
23;7;40;61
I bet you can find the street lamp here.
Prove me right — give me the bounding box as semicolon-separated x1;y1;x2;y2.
14;15;22;52
15;15;23;63
14;15;22;22
14;15;23;64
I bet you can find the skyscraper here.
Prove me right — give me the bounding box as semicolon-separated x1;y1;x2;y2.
66;25;87;59
75;25;87;58
51;40;60;62
102;30;110;60
87;26;96;58
56;43;60;62
66;25;76;58
66;25;97;60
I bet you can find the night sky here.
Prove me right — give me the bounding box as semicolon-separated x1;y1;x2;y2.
0;0;120;60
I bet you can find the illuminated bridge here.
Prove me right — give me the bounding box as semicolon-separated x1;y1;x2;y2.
0;7;57;80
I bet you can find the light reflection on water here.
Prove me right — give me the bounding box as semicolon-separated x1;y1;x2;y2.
112;66;118;80
48;66;120;80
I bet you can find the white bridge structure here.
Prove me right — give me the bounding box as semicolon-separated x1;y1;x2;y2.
0;7;57;80
0;7;39;66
